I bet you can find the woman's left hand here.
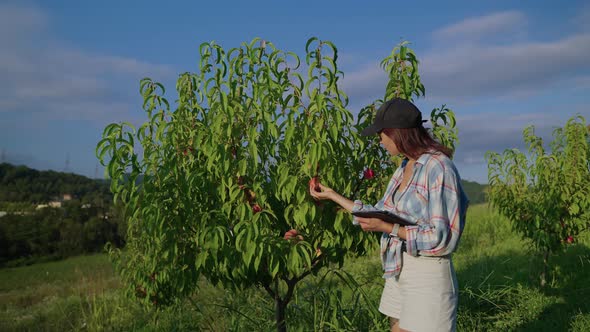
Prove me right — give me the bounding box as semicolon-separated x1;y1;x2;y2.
356;217;391;233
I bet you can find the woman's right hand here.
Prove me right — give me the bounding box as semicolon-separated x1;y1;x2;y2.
310;180;356;213
310;181;336;201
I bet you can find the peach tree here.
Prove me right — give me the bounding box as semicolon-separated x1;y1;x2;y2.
96;38;458;331
486;116;590;286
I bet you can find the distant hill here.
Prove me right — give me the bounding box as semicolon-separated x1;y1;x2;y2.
461;179;487;205
0;162;489;205
0;163;123;266
0;163;110;203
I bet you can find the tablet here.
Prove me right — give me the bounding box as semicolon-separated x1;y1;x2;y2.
351;210;413;226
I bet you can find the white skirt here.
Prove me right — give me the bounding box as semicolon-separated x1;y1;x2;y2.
378;252;458;332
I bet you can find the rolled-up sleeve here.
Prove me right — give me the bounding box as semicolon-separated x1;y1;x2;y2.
405;169;463;257
351;171;400;226
351;200;381;225
352;200;373;212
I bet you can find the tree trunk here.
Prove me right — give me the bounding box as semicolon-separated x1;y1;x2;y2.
266;278;289;332
275;297;287;332
265;274;305;332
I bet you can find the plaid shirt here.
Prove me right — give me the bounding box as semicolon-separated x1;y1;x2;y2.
352;152;469;279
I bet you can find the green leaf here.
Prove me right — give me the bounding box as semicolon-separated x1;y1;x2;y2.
270;255;280;278
400;45;407;59
305;37;319;54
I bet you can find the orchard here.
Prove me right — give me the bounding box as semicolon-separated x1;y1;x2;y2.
487;116;590;286
97;37;458;331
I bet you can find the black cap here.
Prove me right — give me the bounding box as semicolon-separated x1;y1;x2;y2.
360;98;426;136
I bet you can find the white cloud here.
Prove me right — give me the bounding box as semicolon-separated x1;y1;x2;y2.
0;3;47;40
421;32;590;100
340;10;590;104
453;105;590;183
339;62;386;104
453;107;590;166
0;4;175;123
433;11;527;42
324;10;590;176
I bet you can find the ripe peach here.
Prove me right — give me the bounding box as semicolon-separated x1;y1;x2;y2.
363;168;375;179
284;229;303;241
309;177;320;192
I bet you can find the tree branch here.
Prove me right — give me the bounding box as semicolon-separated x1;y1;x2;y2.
280;255;325;306
298;258;318;283
262;281;276;299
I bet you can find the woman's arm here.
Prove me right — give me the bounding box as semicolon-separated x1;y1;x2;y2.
309;183;355;211
310;180;406;235
326;190;355;212
404;168;466;256
353;217;408;239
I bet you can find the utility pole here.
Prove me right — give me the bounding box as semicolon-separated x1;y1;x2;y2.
64;152;70;173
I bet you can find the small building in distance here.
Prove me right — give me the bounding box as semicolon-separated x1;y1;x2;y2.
37;201;61;209
36;193;72;209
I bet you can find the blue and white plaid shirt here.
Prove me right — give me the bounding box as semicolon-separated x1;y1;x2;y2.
352;152;469;279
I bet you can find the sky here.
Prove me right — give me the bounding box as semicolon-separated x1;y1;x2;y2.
1;0;589;183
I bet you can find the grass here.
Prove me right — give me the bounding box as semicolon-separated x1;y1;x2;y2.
1;204;589;331
453;204;590;331
0;254;120;331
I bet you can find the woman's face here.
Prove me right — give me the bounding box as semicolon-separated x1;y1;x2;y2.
379;131;400;156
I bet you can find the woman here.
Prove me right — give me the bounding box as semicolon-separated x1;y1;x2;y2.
310;98;469;332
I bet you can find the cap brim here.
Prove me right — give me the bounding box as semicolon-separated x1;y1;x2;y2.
360;123;380;136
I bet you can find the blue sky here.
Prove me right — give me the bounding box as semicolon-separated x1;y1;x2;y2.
1;0;589;183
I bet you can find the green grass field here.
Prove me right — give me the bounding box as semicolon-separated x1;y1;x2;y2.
1;204;589;331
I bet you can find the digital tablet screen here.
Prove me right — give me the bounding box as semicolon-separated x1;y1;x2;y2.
351;210;413;226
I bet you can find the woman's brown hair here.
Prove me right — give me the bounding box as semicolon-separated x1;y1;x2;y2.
381;126;453;160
